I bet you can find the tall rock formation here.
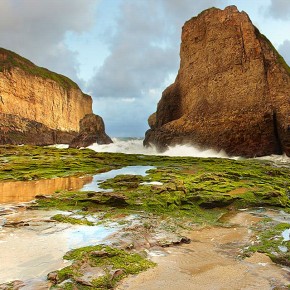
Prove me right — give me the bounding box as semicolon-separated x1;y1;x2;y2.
69;114;113;148
144;6;290;157
0;48;111;146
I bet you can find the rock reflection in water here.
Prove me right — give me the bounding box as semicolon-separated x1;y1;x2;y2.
0;176;92;204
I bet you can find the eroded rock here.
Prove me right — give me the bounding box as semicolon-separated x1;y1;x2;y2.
0;48;112;146
69;113;112;148
144;6;290;157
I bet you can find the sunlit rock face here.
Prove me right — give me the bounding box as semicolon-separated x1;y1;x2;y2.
69;114;113;148
0;48;101;145
144;6;290;157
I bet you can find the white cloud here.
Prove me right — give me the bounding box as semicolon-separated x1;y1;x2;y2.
0;0;99;83
90;0;226;100
278;40;290;65
266;0;290;20
88;0;227;136
121;98;136;103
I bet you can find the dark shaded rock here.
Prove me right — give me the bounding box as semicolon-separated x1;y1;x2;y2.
148;112;157;129
69;113;112;148
110;269;124;280
47;271;59;284
159;236;191;247
82;192;128;207
144;6;290;157
91;250;110;257
4;220;30;227
102;192;128;207
0;113;77;145
74;277;93;287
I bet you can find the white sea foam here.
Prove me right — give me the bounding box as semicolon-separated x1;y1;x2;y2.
52;138;290;165
88;138;229;158
255;153;290;165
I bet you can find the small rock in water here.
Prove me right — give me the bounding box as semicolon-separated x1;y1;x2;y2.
47;271;59;283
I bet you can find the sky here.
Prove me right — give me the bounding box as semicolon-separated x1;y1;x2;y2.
0;0;290;137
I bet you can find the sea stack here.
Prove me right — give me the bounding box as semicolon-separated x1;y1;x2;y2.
144;6;290;157
0;48;112;146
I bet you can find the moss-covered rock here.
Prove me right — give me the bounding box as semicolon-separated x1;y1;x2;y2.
246;222;290;267
48;245;155;289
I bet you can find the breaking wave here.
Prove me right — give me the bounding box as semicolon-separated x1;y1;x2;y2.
54;137;290;164
88;138;229;158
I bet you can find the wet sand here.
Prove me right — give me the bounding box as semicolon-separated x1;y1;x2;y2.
117;212;290;290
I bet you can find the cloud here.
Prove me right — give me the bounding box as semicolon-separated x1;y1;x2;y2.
93;96;161;137
89;0;226;136
90;0;225;100
278;40;290;65
0;0;98;83
266;0;290;20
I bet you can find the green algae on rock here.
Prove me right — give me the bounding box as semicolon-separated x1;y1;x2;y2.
51;214;94;226
0;146;116;180
0;145;289;217
246;221;290;267
48;245;155;289
0;47;79;90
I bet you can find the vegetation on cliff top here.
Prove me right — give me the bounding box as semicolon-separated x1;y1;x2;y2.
0;47;79;90
254;28;290;75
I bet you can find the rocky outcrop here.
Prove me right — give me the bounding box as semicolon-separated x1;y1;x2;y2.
0;113;75;145
144;6;290;157
0;48;111;145
69;114;112;148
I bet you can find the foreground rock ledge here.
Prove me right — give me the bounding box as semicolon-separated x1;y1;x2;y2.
144;6;290;157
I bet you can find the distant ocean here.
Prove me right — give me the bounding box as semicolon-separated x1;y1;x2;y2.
88;137;227;157
53;137;290;165
87;137;290;165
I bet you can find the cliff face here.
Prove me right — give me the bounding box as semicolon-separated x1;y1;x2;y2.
144;6;290;157
0;48;94;145
0;48;92;133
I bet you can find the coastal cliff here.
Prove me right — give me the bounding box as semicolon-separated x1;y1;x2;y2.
144;6;290;157
0;48;111;146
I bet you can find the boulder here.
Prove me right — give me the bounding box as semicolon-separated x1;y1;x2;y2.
144;6;290;157
69;113;112;148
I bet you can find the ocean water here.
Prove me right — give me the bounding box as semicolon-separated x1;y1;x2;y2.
57;137;290;164
88;137;229;158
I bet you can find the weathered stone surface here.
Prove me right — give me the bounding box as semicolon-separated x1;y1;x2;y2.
69;113;112;148
0;48;103;145
148;112;157;129
144;6;290;157
0;113;76;145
